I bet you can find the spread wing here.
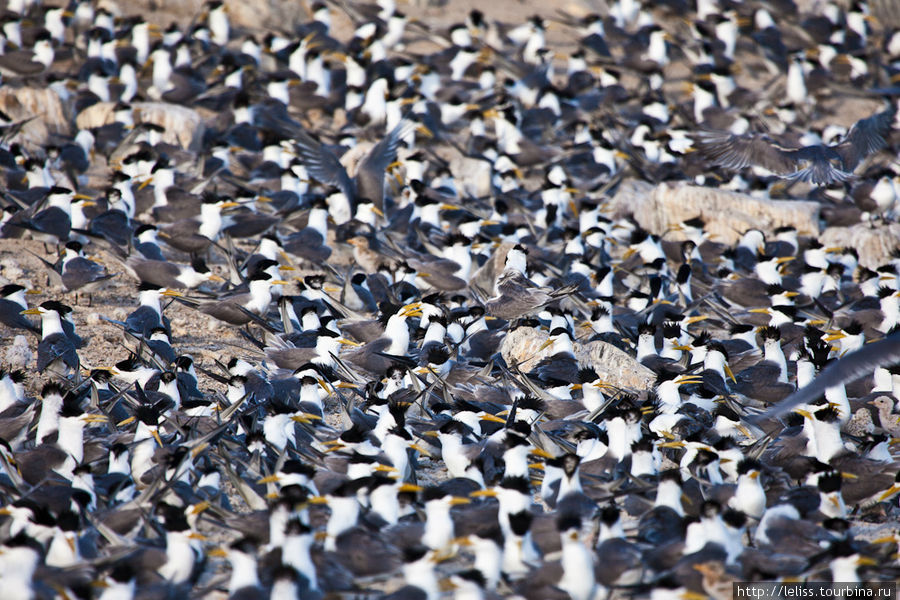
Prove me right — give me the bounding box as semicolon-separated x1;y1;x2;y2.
834;105;896;170
780;147;854;186
355;119;416;210
696;130;799;176
291;127;354;199
752;330;900;423
251;101;354;198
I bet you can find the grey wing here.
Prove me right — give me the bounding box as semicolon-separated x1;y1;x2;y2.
486;288;550;319
265;347;317;370
355;119;414;208
696;130;798;175
292;128;355;199
780;155;853;186
128;258;179;286
496;269;540;293
199;299;252;324
251;101;354;197
752;330;900;422
62;258;108;290
38;335;78;372
29;206;71;238
283;228;325;253
407;255;463;276
835;105;896;170
251;100;305;137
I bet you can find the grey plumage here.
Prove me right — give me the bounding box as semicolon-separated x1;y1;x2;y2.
485;270;578;320
752;330;900;422
252;102;416;212
698;105;896;185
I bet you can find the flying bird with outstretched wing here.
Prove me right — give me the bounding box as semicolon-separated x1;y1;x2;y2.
251;101;421;213
697;104;896;185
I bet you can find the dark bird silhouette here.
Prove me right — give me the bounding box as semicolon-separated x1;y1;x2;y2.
251;101;420;213
697;105;896;185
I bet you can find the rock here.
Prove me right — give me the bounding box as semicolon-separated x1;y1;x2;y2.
1;263;25;284
76;102;203;149
608;180;821;244
819;222;900;269
500;326;655;391
470;243;513;297
110;0;204;25
74;102;118;130
132;103;205;149
450;156;493;198
222;0;308;31
575;340;656;390
0;87;68;147
500;326;551;370
116;0;309;31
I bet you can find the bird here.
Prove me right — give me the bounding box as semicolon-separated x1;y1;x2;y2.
753;330;900;423
0;28;55;77
21;300;80;377
252;103;424;214
29;241;116;304
168;271;288;326
122;256;226;290
485;245;579;320
697;105;897;185
1;2;900;599
157;192;241;255
0;284;41;335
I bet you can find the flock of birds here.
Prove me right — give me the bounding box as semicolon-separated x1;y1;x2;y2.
3;0;900;598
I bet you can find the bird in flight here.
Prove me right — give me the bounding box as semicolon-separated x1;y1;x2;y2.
697;104;896;185
252;101;421;213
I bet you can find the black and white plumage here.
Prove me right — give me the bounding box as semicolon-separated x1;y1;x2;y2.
0;284;40;335
697;105;896;185
170;271;288;326
753;330;900;422
51;241;116;293
252;102;417;212
124;257;225;290
22;301;80;376
4;2;900;598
